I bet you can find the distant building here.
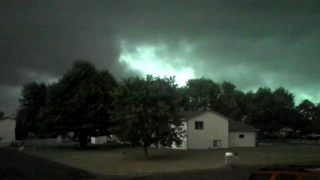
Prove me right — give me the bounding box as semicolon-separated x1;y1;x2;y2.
0;117;16;146
279;127;294;136
255;124;294;138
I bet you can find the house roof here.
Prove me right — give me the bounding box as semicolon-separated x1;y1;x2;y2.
181;110;259;132
182;110;232;121
0;117;15;121
229;120;260;132
279;127;294;132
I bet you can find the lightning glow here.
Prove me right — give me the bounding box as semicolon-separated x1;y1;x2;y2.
119;42;195;86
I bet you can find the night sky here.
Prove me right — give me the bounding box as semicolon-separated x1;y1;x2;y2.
1;0;320;115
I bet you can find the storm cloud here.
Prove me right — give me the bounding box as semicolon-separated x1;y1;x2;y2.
1;0;320;115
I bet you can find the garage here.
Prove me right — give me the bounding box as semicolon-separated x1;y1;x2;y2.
229;121;259;147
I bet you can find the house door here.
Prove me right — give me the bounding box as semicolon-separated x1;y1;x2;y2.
213;140;222;148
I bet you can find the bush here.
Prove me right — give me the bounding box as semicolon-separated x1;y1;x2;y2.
10;141;19;147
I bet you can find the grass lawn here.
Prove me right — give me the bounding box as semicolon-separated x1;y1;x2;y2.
19;144;320;175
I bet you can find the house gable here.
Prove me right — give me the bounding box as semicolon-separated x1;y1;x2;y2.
0;117;15;121
229;120;259;132
182;110;231;122
186;111;229;149
0;117;16;143
0;118;16;126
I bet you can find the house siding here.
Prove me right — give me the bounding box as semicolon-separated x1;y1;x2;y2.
0;118;16;145
229;132;256;147
187;112;229;149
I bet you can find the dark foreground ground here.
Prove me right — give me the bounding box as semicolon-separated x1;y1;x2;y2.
1;148;320;180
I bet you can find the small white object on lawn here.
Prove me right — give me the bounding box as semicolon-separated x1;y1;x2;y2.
18;146;24;151
225;152;238;165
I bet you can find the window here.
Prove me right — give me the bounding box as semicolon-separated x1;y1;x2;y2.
248;173;272;180
239;134;245;138
195;121;203;130
275;174;298;180
213;140;221;147
302;175;320;180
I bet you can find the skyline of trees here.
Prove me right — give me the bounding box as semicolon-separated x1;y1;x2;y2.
13;60;320;153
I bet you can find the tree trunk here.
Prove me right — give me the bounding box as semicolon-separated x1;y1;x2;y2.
79;131;88;149
143;144;148;158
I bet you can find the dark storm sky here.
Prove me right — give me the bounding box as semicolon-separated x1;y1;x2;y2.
1;0;320;115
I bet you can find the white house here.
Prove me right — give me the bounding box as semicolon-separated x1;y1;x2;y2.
166;110;259;150
91;136;108;144
279;127;294;136
0;117;16;146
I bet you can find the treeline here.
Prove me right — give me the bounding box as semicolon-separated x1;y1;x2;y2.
14;60;320;154
182;79;320;132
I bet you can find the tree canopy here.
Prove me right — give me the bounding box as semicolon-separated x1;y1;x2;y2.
15;60;320;152
109;75;184;157
15;81;47;139
38;60;118;148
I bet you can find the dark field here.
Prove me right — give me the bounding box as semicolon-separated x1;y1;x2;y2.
2;143;320;180
0;148;127;180
24;143;320;175
0;147;264;180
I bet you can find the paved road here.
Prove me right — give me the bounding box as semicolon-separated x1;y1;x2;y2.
1;148;320;180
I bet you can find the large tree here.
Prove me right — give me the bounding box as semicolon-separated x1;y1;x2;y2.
215;81;241;119
39;60;117;148
243;90;257;125
109;75;183;158
185;78;221;111
177;86;190;111
271;87;295;126
312;103;320;134
16;81;47;136
15;118;29;140
250;87;274;125
231;90;247;121
296;99;317;134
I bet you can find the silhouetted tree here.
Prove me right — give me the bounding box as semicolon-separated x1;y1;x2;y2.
296;99;316;134
16;81;47;136
109;75;183;158
185;78;221;111
39;60;118;149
